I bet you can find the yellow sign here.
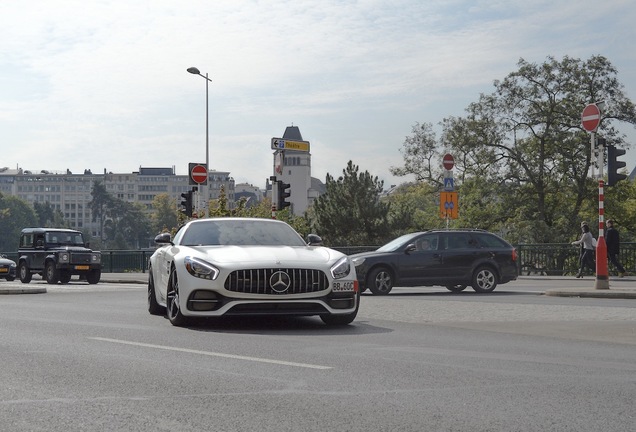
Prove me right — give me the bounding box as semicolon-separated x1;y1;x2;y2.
271;138;310;152
439;192;458;219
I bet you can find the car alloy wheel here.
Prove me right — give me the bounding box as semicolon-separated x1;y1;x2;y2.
472;266;498;293
166;268;188;326
368;267;393;295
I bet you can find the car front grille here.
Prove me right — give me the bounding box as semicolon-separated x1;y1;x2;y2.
70;253;93;264
224;268;329;295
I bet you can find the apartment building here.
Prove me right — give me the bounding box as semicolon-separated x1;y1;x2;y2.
0;166;235;237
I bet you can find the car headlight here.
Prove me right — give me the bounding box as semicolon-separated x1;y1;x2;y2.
330;256;351;280
351;257;365;267
59;253;69;263
91;253;101;263
184;256;219;280
10;262;16;268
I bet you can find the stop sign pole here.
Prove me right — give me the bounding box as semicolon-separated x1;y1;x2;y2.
581;102;609;290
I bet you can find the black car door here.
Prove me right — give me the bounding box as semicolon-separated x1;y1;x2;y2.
438;232;480;281
397;233;443;285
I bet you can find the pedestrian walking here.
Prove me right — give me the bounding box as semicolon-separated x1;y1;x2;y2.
605;219;627;277
571;221;596;278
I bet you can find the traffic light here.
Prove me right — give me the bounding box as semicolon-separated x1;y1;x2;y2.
180;190;193;217
607;145;627;186
276;181;291;210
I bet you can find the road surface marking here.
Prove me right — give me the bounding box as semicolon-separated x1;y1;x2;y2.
89;337;332;370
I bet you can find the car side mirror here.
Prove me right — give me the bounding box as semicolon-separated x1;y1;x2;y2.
154;232;173;245
307;234;323;246
405;243;416;254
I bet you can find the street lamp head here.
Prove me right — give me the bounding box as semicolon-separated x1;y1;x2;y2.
187;67;201;75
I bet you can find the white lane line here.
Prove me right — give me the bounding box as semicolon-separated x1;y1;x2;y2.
89;337;332;370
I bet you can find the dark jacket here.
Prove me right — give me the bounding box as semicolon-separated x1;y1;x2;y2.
605;227;620;255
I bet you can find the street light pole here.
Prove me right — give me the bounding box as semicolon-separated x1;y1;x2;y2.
187;67;212;217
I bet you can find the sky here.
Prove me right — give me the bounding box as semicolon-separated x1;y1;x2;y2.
1;0;635;189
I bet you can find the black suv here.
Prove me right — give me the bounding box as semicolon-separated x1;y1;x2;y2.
18;228;102;284
350;229;518;294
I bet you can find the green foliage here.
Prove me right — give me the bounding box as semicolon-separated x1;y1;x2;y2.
0;193;38;251
89;181;152;249
151;193;178;234
33;201;69;228
391;55;636;244
310;161;390;246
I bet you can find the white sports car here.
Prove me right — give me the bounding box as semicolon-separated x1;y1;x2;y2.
148;218;360;326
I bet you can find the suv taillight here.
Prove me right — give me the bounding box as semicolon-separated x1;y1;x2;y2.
512;248;518;262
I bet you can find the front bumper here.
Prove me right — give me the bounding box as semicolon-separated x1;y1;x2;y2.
182;287;359;317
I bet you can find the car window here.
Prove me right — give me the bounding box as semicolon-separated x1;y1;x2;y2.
180;220;307;247
442;233;476;250
415;234;438;251
474;233;509;248
20;234;33;248
377;233;421;252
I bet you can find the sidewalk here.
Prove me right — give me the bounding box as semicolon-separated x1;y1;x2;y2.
2;274;635;298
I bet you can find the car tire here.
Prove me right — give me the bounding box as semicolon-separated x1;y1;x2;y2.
86;270;101;284
45;261;59;284
19;262;32;284
471;266;498;293
367;267;394;295
446;284;467;293
148;268;166;316
60;271;72;284
166;267;188;326
320;291;360;326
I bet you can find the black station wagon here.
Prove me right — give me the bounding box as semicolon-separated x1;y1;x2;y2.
350;229;518;294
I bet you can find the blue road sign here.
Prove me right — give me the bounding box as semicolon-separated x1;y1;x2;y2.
444;177;454;191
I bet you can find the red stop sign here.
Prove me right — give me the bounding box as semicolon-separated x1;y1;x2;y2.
191;164;208;184
443;153;454;171
581;104;601;132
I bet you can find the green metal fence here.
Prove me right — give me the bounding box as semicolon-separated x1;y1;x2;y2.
3;243;635;275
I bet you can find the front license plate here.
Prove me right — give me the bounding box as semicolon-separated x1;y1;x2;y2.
332;281;354;292
0;268;8;273
75;265;90;270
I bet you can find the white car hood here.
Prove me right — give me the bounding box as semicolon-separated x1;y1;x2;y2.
185;245;343;267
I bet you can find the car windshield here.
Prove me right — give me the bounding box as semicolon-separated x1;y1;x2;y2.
45;232;84;246
180;219;307;247
376;232;421;252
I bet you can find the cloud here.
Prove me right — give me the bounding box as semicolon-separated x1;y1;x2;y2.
1;0;635;186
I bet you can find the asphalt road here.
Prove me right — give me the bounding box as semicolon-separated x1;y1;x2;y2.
0;279;634;431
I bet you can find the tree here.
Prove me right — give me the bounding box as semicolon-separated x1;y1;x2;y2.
0;193;38;251
151;193;178;234
392;55;636;243
88;181;113;241
311;161;390;246
33;201;69;228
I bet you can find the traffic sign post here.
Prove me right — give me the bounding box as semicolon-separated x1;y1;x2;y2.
189;163;208;185
581;104;601;132
439;192;458;221
443;153;455;171
581;103;611;290
271;138;310;152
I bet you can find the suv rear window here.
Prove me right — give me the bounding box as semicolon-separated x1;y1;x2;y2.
474;233;509;248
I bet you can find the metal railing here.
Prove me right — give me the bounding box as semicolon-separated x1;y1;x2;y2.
3;243;635;275
334;243;636;277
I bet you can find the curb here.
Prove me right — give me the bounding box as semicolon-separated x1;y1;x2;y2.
544;288;636;299
0;286;47;295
